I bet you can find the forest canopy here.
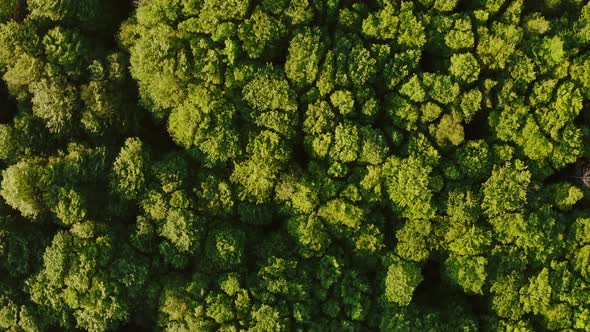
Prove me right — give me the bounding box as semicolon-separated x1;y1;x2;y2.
0;0;590;331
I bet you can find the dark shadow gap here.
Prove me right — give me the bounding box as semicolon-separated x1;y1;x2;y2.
463;107;490;141
105;0;136;48
0;81;18;124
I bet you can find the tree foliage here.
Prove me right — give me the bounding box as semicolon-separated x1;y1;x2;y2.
0;0;588;331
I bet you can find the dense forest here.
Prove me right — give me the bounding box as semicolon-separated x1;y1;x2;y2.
0;0;589;331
